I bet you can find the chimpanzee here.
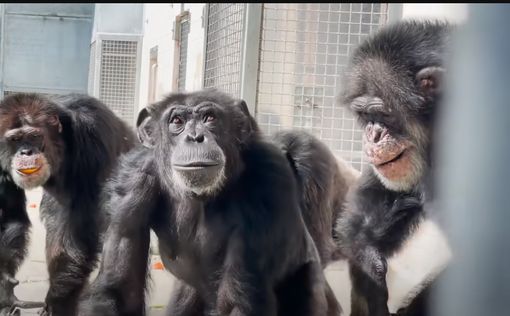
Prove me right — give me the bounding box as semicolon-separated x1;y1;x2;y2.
0;93;136;316
77;89;343;316
0;168;44;316
334;20;454;316
273;130;359;266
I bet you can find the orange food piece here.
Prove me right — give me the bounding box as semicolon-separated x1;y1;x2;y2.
152;261;164;270
18;168;39;175
29;203;37;208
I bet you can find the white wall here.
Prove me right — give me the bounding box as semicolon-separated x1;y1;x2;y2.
138;3;205;114
401;3;469;23
138;4;176;110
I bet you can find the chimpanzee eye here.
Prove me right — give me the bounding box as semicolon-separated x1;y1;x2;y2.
204;114;215;123
170;116;184;125
48;115;59;125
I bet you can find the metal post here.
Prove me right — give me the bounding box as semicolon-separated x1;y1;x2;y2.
239;3;262;115
0;4;6;96
201;4;209;90
434;4;510;316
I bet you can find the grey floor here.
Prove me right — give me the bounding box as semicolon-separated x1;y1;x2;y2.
14;188;451;315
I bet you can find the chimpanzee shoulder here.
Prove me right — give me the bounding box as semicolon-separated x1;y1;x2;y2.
51;94;136;192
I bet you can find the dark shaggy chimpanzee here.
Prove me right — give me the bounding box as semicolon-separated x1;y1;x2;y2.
335;20;454;316
273;130;359;314
77;89;342;316
0;93;136;316
0;168;44;316
273;130;359;266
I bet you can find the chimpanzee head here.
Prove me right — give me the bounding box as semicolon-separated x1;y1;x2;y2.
137;89;257;197
341;20;453;191
0;94;64;189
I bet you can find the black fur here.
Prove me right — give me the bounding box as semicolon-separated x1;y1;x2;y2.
335;20;454;316
273;130;358;266
0;169;31;315
77;89;341;316
0;93;136;316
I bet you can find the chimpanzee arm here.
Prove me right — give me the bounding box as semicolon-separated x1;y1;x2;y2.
0;220;29;278
338;211;390;316
337;189;423;316
78;169;159;316
216;160;320;316
0;177;29;278
216;228;278;316
40;193;101;316
349;263;390;316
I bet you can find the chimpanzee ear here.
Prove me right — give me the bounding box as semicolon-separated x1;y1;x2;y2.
48;115;63;133
234;99;251;117
136;108;156;148
234;99;257;143
416;66;445;97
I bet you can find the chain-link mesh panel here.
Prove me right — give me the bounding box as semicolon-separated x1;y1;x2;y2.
99;40;138;125
178;18;190;92
203;4;245;97
256;3;388;171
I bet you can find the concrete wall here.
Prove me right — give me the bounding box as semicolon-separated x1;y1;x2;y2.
1;4;94;95
92;3;143;37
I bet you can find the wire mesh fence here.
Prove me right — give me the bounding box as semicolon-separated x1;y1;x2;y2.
256;3;389;170
99;40;139;125
203;3;246;97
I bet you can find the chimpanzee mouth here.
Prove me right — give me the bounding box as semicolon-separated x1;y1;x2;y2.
173;161;221;170
16;166;42;176
376;149;408;167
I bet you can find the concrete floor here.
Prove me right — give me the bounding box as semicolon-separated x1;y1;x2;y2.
13;188;451;315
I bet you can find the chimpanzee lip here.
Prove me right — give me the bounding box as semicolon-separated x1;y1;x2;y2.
16;166;42;176
375;148;408;167
173;161;221;170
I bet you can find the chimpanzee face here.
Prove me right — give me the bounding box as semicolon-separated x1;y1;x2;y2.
162;102;227;196
0;94;63;189
137;90;255;197
344;58;444;192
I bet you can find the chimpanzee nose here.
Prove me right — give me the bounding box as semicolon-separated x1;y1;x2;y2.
20;148;33;156
186;133;205;143
367;123;386;144
373;128;382;143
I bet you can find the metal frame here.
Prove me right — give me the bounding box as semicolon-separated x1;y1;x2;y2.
0;4;5;96
176;10;191;92
200;4;209;90
239;3;262;115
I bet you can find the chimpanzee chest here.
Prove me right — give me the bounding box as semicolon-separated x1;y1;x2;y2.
155;200;240;290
